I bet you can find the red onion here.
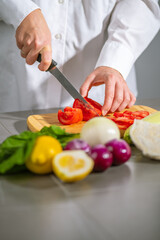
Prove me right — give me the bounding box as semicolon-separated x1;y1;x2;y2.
64;139;91;154
89;144;113;172
105;139;131;165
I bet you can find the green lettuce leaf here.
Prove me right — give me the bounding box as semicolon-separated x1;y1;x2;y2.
0;125;79;174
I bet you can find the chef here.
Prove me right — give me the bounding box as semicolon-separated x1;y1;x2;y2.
0;0;159;114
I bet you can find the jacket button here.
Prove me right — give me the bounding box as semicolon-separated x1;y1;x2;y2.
58;0;64;4
55;34;62;40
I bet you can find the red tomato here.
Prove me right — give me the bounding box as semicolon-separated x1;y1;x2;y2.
113;112;124;118
121;111;133;118
113;117;134;125
116;124;130;130
58;107;83;125
107;110;150;131
73;97;102;121
106;116;117;122
107;116;132;129
131;111;149;118
122;110;149;119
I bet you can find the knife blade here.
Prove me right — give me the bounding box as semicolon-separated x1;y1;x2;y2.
37;54;100;116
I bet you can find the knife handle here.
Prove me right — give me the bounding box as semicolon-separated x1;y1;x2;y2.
37;54;57;71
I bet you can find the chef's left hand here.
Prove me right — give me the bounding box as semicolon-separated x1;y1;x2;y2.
80;66;136;116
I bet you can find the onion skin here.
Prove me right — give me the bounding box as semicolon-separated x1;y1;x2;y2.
89;144;113;172
105;139;131;166
64;139;91;154
80;117;120;147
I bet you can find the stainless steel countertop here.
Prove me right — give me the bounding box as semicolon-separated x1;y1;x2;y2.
0;98;160;240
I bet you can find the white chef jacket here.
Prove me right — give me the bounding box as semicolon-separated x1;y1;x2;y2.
0;0;159;112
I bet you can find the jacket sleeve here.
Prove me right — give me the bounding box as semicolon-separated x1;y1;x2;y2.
0;0;40;29
95;0;160;79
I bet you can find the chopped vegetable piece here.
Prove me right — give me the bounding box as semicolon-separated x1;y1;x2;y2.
58;107;83;125
107;110;150;131
73;97;102;121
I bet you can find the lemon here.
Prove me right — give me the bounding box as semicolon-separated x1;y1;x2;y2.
130;120;160;160
52;150;94;182
25;136;62;174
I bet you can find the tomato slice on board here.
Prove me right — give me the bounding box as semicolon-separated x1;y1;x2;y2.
106;116;132;130
130;111;149;118
73;97;102;121
113;112;124;118
58;107;83;125
113;117;134;125
120;111;133;118
117;124;130;130
84;97;102;115
107;110;150;131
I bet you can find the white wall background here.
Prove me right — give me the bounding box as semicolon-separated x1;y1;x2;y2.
135;31;160;100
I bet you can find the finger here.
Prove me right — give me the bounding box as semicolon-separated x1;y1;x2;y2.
24;34;33;47
21;36;33;55
26;49;38;65
25;43;51;67
20;35;34;58
127;92;136;108
80;73;95;97
25;48;39;65
21;45;32;59
110;82;123;112
21;50;27;58
117;90;131;112
38;46;52;71
16;40;23;50
102;78;115;115
15;32;23;49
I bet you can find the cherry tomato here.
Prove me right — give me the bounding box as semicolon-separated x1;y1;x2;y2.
73;97;102;121
58;107;83;125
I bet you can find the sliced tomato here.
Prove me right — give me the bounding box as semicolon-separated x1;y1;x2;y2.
84;97;102;115
113;112;124;118
58;107;83;125
113;117;134;125
107;116;133;130
131;111;149;118
122;111;133;117
117;124;130;130
73;97;102;121
106;116;117;121
107;110;150;131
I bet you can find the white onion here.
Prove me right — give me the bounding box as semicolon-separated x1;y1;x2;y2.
80;117;120;146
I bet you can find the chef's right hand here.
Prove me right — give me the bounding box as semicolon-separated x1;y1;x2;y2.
15;9;52;71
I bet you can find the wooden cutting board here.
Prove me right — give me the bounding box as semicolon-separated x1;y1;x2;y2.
27;105;157;135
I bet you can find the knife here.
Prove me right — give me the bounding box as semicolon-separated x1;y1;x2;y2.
37;54;100;116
